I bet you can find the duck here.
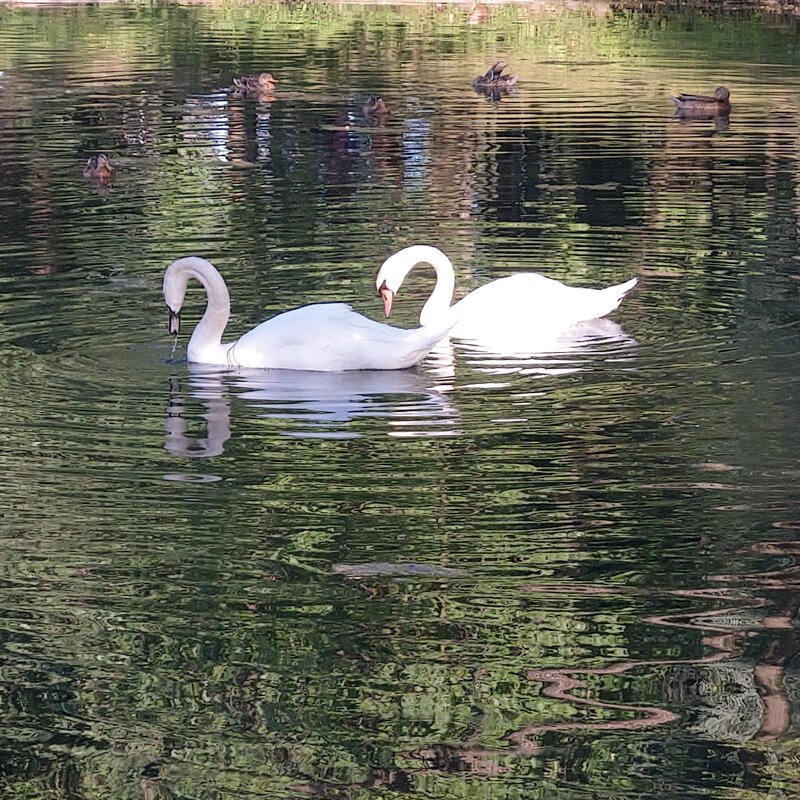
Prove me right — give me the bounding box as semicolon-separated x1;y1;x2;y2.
671;86;730;118
232;72;277;98
83;153;115;181
163;257;453;372
467;3;490;24
472;62;517;93
363;96;391;117
374;245;638;340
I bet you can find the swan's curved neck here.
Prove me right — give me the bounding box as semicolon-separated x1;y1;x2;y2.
420;251;455;327
381;246;455;327
164;257;232;361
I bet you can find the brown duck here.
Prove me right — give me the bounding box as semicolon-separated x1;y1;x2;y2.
363;96;391;117
232;72;277;98
671;86;731;118
472;62;517;92
83;153;114;181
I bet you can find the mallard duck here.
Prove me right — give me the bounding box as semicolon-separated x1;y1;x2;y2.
232;72;277;98
671;86;731;118
467;3;490;24
363;96;391;117
472;62;517;92
83;153;114;181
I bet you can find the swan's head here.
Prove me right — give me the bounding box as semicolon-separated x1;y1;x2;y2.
163;281;185;335
162;256;228;336
374;245;451;318
376;278;396;317
163;258;194;335
167;307;181;335
375;244;453;317
375;254;405;317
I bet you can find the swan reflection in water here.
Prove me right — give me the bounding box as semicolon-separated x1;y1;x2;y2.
426;317;638;381
165;375;232;457
165;365;461;455
164;319;636;456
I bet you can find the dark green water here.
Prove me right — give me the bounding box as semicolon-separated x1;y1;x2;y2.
2;2;800;797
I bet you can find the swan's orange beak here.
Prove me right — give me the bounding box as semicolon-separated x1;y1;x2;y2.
379;285;395;317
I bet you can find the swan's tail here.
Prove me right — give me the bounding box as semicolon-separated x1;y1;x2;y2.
401;319;456;368
421;317;457;347
602;276;638;314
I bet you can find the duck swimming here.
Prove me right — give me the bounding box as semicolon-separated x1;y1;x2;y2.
232;72;277;99
363;96;391;117
83;153;114;181
472;62;517;93
671;86;731;118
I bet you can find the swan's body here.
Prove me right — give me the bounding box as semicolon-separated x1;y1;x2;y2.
163;257;452;372
375;245;637;340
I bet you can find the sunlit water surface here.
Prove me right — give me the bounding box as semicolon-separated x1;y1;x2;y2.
2;2;800;798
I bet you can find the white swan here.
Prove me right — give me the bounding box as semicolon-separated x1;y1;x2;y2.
375;245;638;339
163;256;452;372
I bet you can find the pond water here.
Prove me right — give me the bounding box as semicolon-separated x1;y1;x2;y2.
2;1;800;797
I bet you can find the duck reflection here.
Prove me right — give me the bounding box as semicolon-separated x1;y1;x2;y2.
671;114;730;135
165;365;460;454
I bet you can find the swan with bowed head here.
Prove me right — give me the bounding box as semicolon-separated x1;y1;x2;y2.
163;256;453;371
375;246;638;339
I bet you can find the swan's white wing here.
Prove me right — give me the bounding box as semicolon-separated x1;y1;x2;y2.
451;273;637;336
243;303;418;344
233;303;449;371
